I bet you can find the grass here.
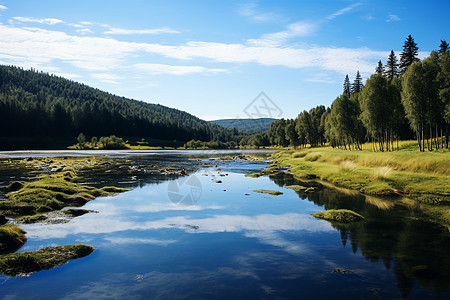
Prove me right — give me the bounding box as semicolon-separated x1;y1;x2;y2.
311;209;365;223
0;224;27;254
272;143;450;226
273;144;450;204
0;244;94;276
253;189;283;195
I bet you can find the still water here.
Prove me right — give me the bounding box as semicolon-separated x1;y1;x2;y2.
1;152;449;299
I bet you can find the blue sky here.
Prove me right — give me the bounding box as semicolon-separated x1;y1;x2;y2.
0;0;448;120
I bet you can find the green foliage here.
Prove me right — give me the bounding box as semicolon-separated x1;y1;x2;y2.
0;65;242;149
183;139;239;149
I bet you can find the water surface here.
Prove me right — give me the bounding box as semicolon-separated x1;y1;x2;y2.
1;152;449;299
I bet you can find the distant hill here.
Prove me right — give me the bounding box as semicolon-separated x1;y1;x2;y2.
0;65;241;149
209;118;276;133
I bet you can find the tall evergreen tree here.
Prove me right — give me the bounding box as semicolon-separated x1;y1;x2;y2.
343;74;351;97
351;71;364;94
399;35;419;73
385;50;399;79
439;40;449;55
375;60;384;75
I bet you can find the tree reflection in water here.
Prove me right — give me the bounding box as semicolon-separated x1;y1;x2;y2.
269;172;450;297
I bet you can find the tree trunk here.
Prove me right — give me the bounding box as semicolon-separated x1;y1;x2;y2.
436;124;439;150
422;125;425;152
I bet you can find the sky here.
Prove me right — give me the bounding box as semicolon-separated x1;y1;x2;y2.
0;0;448;121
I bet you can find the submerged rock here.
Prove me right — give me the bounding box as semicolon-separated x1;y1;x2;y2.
333;268;353;274
311;209;364;223
0;214;8;225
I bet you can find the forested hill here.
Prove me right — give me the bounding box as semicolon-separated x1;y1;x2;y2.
0;65;239;149
209;118;276;133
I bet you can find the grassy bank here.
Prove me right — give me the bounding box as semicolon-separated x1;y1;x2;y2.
272;143;450;224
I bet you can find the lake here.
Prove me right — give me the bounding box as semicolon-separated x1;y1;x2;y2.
1;150;449;299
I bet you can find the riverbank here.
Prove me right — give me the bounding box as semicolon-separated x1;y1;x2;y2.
271;145;450;225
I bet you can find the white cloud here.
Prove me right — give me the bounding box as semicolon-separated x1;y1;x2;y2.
386;14;400;22
0;23;392;77
326;2;362;20
247;21;317;46
238;2;278;22
91;73;122;84
69;23;84;28
104;26;179;35
104;237;177;246
77;28;93;34
0;5;7;10
133;63;226;75
12;16;64;25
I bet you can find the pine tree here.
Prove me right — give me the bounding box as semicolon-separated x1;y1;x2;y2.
399;35;419;73
343;74;351;96
351;71;364;94
439;40;449;55
375;60;384;75
385;50;399;79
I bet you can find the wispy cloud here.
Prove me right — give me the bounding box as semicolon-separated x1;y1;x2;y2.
12;16;64;25
238;2;278;22
0;5;7;10
0;24;390;76
77;28;93;34
133;63;226;75
326;2;362;20
247;21;317;47
386;14;400;22
91;73;122;84
104;26;179;35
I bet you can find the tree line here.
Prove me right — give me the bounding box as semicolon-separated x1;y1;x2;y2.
247;36;449;151
0;66;244;149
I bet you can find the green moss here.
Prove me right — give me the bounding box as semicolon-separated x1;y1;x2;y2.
253;189;283;195
1;170;130;217
285;185;308;191
16;214;47;224
63;209;97;217
245;172;263;178
0;244;94;276
311;209;365;223
101;186;130;193
7;181;25;192
0;224;27;254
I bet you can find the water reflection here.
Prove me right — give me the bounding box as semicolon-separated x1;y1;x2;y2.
2;155;450;299
269;172;450;297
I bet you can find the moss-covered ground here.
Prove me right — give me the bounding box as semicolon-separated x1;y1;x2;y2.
0;157;130;276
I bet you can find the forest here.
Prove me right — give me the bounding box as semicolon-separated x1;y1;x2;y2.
248;36;450;152
1;36;449;152
0;66;242;149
